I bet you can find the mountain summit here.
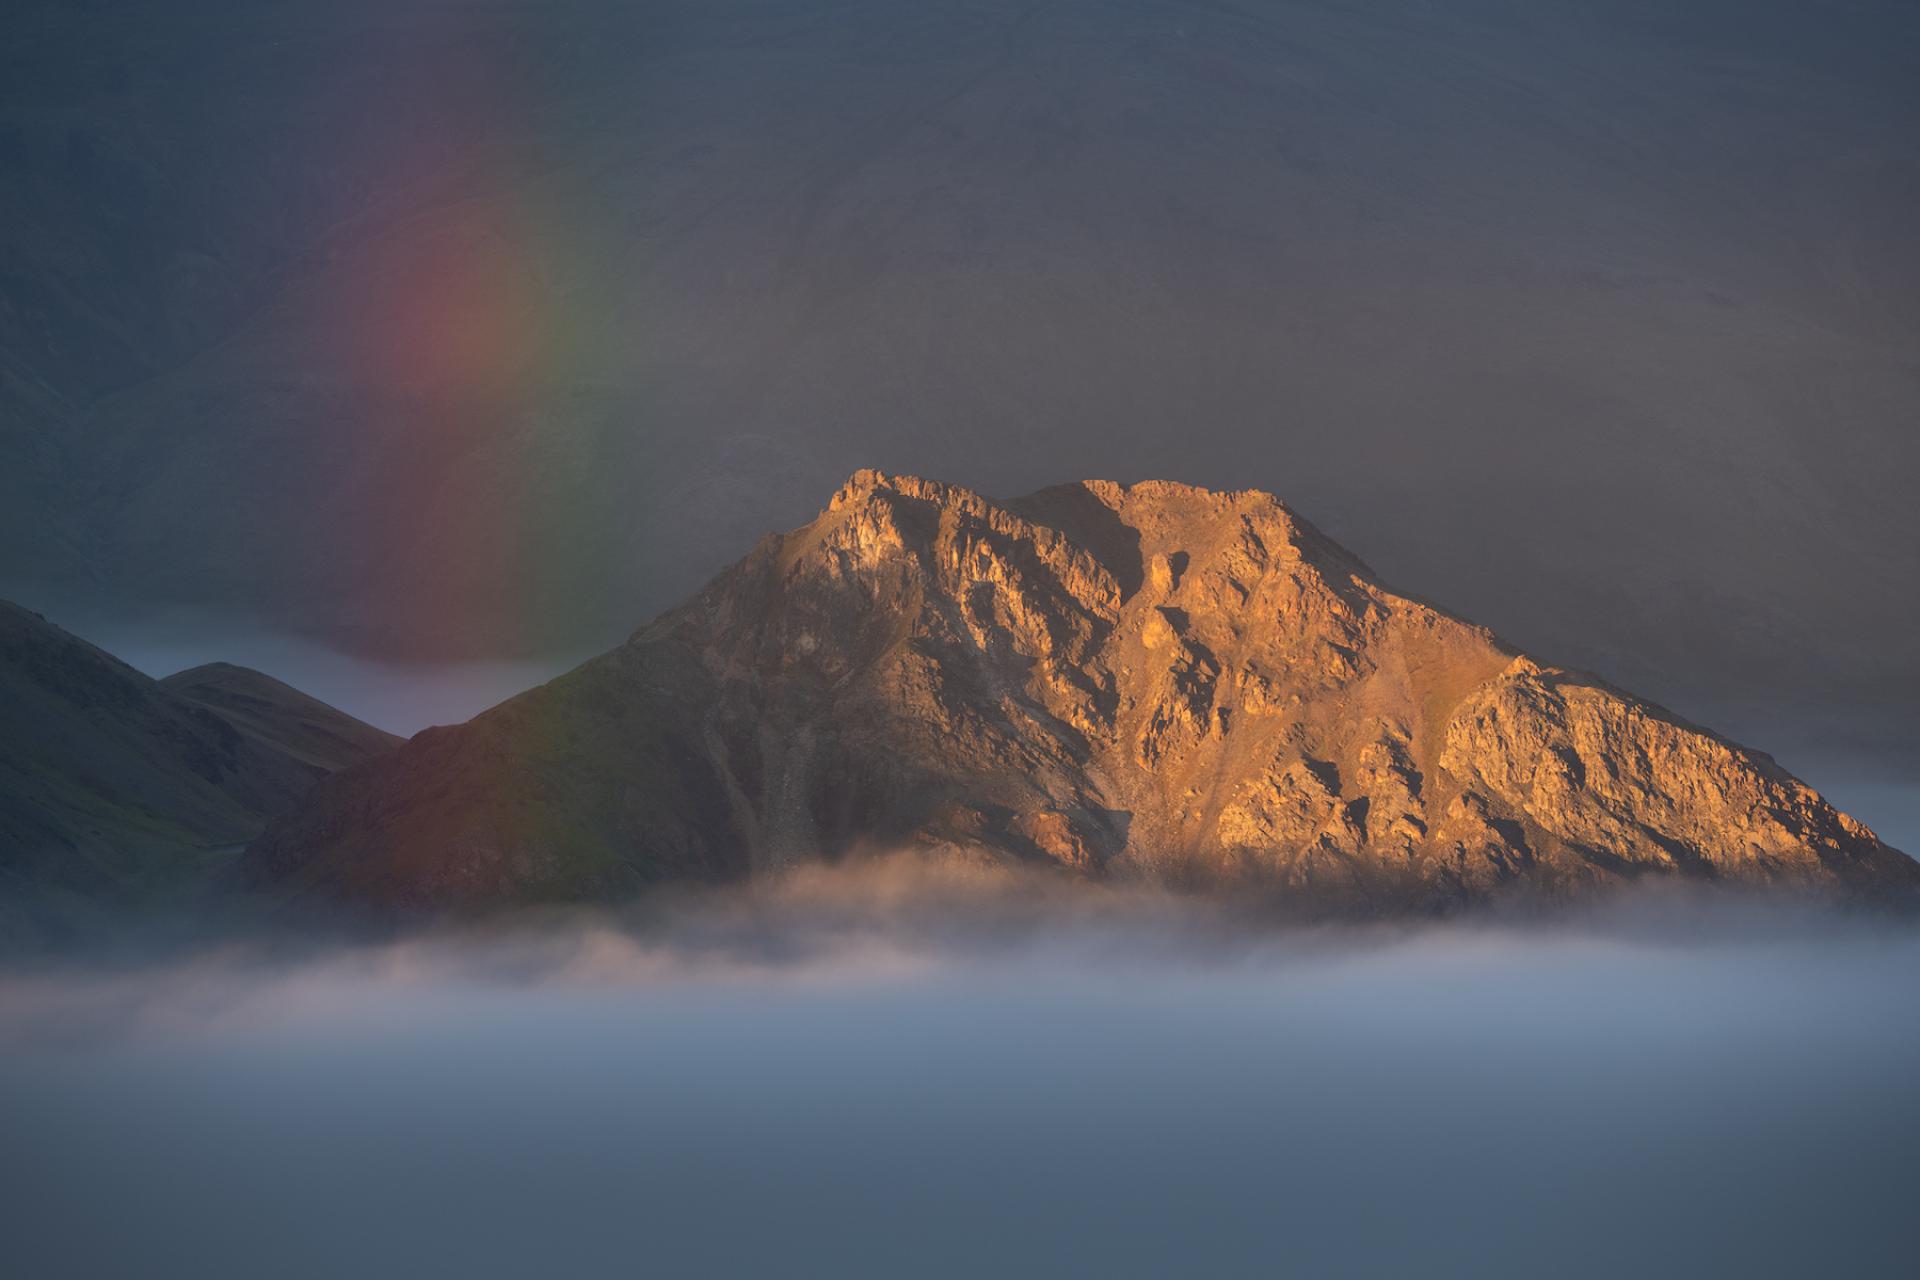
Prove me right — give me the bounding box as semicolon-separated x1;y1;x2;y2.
246;473;1915;909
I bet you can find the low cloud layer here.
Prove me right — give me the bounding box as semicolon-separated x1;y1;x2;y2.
5;853;1916;1042
4;861;1918;1278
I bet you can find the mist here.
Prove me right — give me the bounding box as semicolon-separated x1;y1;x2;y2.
5;862;1918;1279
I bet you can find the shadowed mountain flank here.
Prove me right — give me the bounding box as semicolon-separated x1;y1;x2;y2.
160;663;400;774
0;602;398;925
243;474;1917;912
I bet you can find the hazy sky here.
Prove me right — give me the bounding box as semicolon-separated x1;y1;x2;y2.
2;0;1915;774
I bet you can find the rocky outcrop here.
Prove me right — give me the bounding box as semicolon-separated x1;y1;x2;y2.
1440;657;1885;886
242;473;1918;910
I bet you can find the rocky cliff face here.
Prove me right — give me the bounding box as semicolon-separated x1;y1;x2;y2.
244;473;1917;910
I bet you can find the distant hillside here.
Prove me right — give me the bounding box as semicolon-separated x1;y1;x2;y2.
160;662;399;774
0;601;396;935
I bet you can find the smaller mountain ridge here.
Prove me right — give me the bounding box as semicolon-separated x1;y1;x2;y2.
161;663;400;774
0;601;397;933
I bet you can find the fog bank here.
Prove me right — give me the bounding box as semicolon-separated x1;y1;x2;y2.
4;866;1917;1278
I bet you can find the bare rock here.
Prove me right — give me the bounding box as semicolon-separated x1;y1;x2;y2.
242;473;1919;911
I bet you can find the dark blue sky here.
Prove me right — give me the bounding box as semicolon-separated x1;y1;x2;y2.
2;0;1916;773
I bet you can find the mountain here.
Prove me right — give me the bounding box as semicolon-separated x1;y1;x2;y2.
0;601;398;925
244;473;1917;911
159;662;401;774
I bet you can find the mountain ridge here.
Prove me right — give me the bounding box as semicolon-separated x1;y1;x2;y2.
243;472;1917;911
160;662;401;774
0;601;399;933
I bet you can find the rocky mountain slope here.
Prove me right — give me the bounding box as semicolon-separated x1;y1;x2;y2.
245;474;1916;911
0;601;398;920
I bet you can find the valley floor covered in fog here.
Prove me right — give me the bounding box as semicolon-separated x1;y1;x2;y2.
4;864;1917;1279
